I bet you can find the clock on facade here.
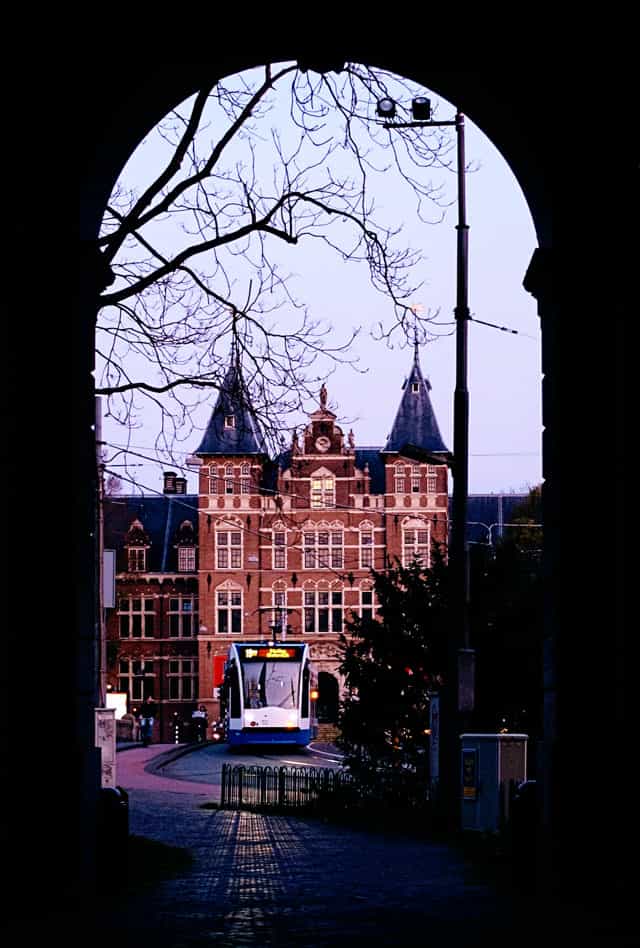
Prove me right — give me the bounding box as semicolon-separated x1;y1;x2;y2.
315;436;331;452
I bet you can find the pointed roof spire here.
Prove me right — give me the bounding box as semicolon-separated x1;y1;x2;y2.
383;346;449;456
194;351;268;457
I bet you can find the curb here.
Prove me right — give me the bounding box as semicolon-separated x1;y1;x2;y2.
144;741;211;776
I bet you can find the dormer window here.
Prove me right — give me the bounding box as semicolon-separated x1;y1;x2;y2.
412;382;420;393
224;415;235;428
178;547;196;572
128;548;146;572
311;475;335;508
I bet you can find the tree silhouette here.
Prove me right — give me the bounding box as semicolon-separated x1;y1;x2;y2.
95;61;456;467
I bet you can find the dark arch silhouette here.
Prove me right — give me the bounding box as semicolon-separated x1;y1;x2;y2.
317;671;340;724
6;55;630;936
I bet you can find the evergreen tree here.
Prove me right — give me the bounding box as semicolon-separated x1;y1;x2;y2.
337;543;450;790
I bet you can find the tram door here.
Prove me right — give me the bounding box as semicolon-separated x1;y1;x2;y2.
317;672;339;724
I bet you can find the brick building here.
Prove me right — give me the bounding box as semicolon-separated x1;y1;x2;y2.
105;345;451;741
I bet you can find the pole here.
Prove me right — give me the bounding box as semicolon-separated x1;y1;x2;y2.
96;397;107;708
450;110;471;656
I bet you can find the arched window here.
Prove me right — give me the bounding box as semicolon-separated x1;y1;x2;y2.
216;585;242;635
360;524;374;568
225;464;234;495
216;521;243;569
241;462;251;494
272;524;287;569
402;518;430;567
304;584;343;633
303;526;343;569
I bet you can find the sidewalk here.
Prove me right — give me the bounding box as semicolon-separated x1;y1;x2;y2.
94;745;632;945
83;743;550;947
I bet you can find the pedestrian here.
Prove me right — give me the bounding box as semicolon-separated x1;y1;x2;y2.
191;704;208;743
139;695;157;746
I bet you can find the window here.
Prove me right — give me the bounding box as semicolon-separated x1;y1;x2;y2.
225;464;234;495
427;465;438;494
178;547;196;572
167;659;197;700
360;530;373;568
360;588;374;621
272;589;286;629
304;529;343;569
118;597;155;638
217;588;242;635
411;473;421;493
118;659;155;701
224;415;235;428
241;463;251;495
304;589;343;634
394;467;405;494
273;530;286;569
311;476;335;508
168;596;198;637
403;523;430;567
217;528;242;569
127;547;146;572
412;382;420;393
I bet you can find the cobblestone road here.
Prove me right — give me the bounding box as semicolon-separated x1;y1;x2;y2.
93;745;533;947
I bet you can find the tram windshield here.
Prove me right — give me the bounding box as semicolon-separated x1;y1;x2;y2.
241;660;300;710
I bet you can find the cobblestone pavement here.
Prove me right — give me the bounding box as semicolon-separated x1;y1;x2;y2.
86;744;539;946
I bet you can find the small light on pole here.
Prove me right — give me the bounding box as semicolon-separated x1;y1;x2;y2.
411;96;431;121
376;97;396;119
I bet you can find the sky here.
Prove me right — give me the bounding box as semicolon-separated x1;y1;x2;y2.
99;64;541;498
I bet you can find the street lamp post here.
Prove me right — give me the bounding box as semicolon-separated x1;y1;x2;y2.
378;96;472;700
378;96;473;825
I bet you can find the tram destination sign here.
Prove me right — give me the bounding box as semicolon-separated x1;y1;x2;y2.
241;646;301;661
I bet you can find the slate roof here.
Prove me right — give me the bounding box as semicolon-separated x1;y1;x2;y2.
194;361;268;457
383;348;449;457
103;494;198;573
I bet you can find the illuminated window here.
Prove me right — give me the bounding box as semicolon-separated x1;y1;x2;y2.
311;476;335;508
118;597;155;638
304;589;342;633
168;596;198;638
216;528;242;569
217;588;242;635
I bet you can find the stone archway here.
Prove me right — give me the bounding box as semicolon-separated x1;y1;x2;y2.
12;54;621;927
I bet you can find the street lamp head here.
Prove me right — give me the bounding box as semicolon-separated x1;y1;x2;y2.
376;97;396;119
411;97;431;121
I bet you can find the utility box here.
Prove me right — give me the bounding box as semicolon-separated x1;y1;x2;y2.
460;733;528;832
